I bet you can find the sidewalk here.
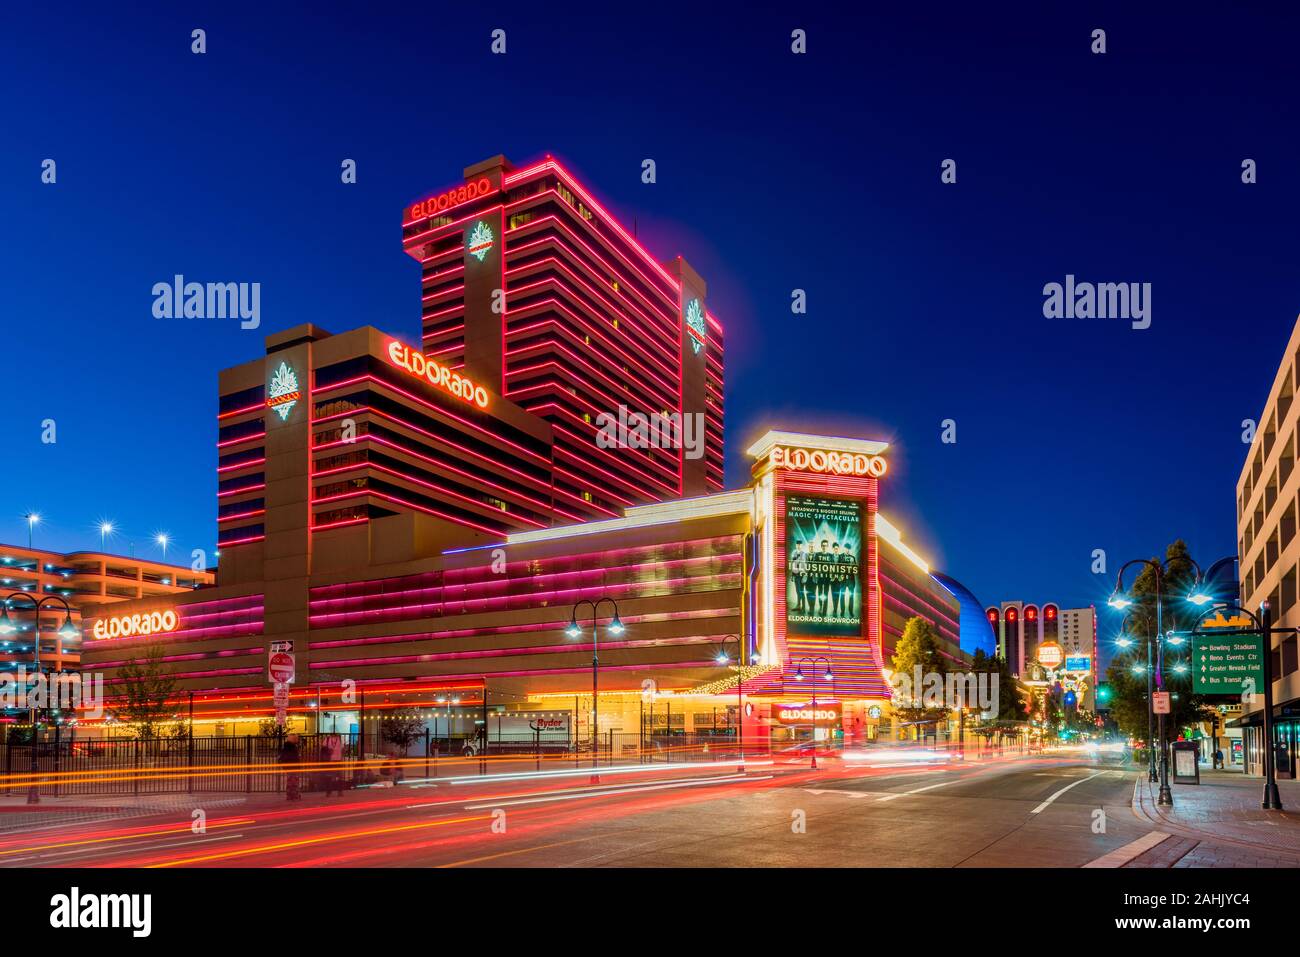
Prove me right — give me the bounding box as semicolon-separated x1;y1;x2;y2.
1127;767;1300;867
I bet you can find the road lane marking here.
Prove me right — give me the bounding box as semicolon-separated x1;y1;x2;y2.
463;773;771;810
1082;830;1172;868
1030;771;1106;813
876;780;961;802
803;789;871;797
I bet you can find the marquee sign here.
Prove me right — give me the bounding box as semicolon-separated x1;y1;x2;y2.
406;176;494;223
91;609;179;640
771;445;887;478
266;362;300;421
774;702;842;725
385;339;490;410
685;299;706;355
1037;641;1064;669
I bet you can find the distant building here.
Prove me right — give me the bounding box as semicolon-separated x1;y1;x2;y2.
985;600;1097;708
0;543;213;673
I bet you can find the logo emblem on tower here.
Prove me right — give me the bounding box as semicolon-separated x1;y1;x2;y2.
685;298;706;355
467;221;494;262
266;361;300;421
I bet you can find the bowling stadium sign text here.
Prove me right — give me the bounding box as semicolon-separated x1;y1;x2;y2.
406;176;495;223
771;445;887;478
91;609;179;641
386;339;490;410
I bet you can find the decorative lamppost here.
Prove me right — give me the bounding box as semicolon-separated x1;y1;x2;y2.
793;655;833;769
714;634;759;772
1107;556;1206;807
0;593;78;804
566;598;623;782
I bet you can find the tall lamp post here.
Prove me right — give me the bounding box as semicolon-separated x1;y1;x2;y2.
566;598;623;783
715;634;758;772
1107;556;1205;808
0;593;78;804
793;655;833;769
1112;613;1157;784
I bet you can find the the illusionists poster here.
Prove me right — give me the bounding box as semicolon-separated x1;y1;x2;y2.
785;496;862;635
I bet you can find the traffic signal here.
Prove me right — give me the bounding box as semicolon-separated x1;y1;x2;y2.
1096;684;1112;705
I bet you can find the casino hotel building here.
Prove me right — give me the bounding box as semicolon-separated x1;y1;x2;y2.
78;154;984;747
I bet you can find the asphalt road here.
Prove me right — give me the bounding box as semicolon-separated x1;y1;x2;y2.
0;751;1151;868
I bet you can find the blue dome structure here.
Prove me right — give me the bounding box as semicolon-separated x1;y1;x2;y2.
931;571;997;657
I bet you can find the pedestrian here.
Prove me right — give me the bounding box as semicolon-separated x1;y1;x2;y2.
1213;748;1224;769
280;733;301;801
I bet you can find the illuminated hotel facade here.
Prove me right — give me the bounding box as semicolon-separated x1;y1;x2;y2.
80;156;975;745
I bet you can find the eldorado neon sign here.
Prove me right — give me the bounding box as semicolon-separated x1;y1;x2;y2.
385;340;490;410
406;176;494;222
92;609;179;640
771;446;887;477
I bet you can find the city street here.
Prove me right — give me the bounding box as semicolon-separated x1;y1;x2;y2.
0;751;1157;868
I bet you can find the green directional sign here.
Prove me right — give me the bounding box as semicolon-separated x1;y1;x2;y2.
1192;633;1265;695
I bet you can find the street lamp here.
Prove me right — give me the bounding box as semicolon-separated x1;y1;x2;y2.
435;696;460;754
155;533;170;561
98;521;114;551
1;592;77;804
566;598;622;782
1107;556;1205;807
24;513;39;550
715;634;758;772
793;655;833;769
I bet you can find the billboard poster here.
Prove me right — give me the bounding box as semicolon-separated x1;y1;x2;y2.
786;496;862;636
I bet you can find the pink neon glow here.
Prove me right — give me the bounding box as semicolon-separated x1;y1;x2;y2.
310;634;720;670
217;402;264;420
313;414;553;500
503;160;682;298
504;201;680;318
312;488;507;537
217;456;266;474
307;606;740;648
504;339;681;426
312;372;549;466
403;203;505;248
504;227;677;341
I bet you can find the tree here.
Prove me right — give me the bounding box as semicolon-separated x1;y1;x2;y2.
114;644;177;738
1105;540;1214;741
890;616;950;733
971;650;1028;724
380;710;426;756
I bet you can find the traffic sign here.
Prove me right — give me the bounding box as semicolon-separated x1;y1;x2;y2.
1152;692;1171;714
268;651;295;684
272;682;290;707
1192;633;1265;695
269;640;293;654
